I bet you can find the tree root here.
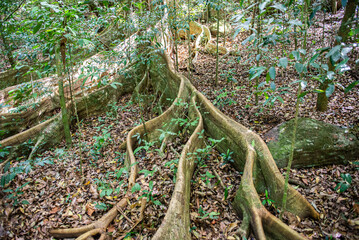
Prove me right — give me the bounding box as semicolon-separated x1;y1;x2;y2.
2;18;321;240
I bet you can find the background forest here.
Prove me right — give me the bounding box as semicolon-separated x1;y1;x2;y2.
0;0;358;239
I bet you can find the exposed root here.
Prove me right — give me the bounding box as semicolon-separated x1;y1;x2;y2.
76;228;103;240
152;92;204;240
50;198;127;238
2;18;322;240
125;197;147;234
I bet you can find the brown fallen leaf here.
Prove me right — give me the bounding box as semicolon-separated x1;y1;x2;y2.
107;225;115;233
353;203;359;214
50;206;60;214
302;178;308;185
86;203;95;216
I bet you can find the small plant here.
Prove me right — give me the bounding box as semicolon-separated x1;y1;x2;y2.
335;173;352;193
220;149;234;165
141;180;161;205
94;178;114;198
1;155;53;187
133;139;156;156
139;167;158;178
213;88;237;110
94;201;108;211
224;185;232;201
0;144;11;159
131;182;141;193
7;83;33;106
165;158;179;182
262;190;275;208
198;206;220;220
200;171;215;187
3;182;30;206
107;101;120;119
220;68;238;87
92;129;112;155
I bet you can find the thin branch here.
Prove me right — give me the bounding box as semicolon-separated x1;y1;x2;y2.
3;0;27;23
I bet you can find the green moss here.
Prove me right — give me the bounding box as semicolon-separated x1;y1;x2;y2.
266;118;359;168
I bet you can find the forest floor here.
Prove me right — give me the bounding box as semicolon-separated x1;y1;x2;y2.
1;9;359;240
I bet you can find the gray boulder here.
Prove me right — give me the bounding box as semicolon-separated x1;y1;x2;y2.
264;118;359;168
209;20;231;36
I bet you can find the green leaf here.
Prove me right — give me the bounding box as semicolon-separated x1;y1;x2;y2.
326;45;341;58
149;181;154;190
271;2;286;12
67;26;76;36
258;81;266;88
340;183;350;193
344;173;352;184
95;202;107;210
266;72;270;83
311;62;320;69
278;57;288;68
301;81;308;89
153;200;161;205
224;188;229;200
209;211;220;219
78;39;94;47
206;171;215;178
270;81;276;91
288;19;302;26
298;91;308;99
100;190;106;198
268;67;276;80
40;2;61;13
33;22;42;34
110;82;122;89
107;189;113;196
327;71;335;80
259;1;268;12
325;84;335;97
344;80;359;93
310;5;321;22
291;51;300;61
309;53;320;65
131;183;141;193
294;63;304;73
335;58;349;71
249;66;266;80
277;96;284;104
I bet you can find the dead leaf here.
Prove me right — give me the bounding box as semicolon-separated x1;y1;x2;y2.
86;203;95;216
50;207;60;214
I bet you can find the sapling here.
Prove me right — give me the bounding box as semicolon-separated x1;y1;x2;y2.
281;0;308;220
187;0;192;81
215;4;220;86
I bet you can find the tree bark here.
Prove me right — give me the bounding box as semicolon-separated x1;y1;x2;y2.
0;28;15;68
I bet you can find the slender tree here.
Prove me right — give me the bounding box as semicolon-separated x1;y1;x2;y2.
316;0;358;112
215;6;220;86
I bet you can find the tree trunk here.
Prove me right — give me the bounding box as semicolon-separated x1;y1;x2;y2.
337;0;357;43
215;8;220;86
0;29;15;68
316;0;357;112
58;36;72;146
